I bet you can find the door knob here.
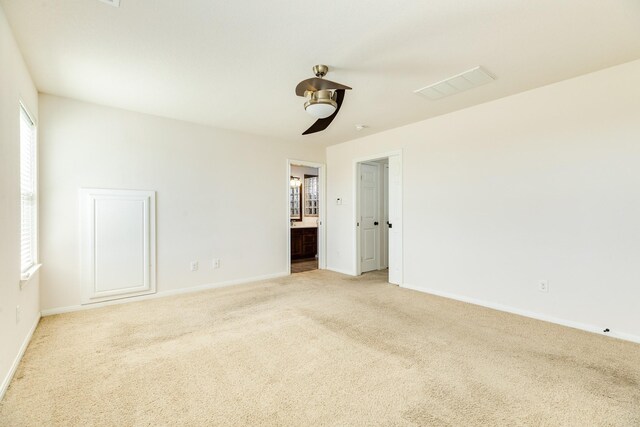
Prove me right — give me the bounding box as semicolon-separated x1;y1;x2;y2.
387;221;392;228
374;221;379;226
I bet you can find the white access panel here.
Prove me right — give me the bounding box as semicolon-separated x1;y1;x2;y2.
80;188;156;304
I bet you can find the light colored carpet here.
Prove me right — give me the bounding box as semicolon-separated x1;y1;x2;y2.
1;270;639;426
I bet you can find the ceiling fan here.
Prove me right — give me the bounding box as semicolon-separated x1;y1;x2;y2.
295;65;352;135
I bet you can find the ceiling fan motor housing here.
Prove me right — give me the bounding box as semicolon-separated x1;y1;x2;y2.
304;89;337;119
305;89;336;105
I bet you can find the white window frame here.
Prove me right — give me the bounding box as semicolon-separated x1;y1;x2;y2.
20;102;40;282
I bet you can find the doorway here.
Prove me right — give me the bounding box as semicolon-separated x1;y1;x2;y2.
287;160;326;274
355;152;402;285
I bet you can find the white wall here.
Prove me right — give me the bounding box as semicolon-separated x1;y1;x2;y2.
327;59;640;340
0;5;40;397
38;95;324;311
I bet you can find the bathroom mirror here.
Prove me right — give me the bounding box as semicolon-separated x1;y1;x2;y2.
290;176;302;221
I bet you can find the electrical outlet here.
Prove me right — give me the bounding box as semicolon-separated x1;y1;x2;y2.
212;258;220;269
538;280;549;293
16;306;21;323
190;261;199;272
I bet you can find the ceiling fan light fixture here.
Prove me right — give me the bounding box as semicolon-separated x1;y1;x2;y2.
295;65;351;134
304;89;337;119
305;102;336;119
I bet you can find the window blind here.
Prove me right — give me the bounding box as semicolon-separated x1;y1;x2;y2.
20;105;37;275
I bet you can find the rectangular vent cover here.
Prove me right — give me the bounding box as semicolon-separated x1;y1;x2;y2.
414;66;495;100
98;0;120;7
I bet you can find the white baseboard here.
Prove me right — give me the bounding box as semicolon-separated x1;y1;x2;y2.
325;267;356;276
401;283;640;345
41;271;290;316
0;313;41;402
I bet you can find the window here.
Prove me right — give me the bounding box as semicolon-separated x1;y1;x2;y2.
20;104;37;278
303;175;319;216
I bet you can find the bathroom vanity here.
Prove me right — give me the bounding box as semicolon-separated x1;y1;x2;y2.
290;226;317;260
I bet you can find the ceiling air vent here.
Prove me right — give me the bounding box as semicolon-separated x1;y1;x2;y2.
98;0;120;7
414;66;495;100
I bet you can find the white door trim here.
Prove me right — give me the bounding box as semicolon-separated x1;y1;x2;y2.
381;162;389;270
354;150;403;282
286;159;326;274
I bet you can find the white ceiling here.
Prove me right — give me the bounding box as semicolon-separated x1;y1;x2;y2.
2;0;640;146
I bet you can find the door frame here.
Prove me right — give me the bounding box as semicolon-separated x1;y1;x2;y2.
287;159;326;274
381;161;390;269
354;150;403;281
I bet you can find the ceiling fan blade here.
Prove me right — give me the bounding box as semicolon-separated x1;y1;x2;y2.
302;89;346;135
295;78;352;97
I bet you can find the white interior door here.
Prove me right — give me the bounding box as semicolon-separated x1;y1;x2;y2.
388;155;403;284
81;188;156;304
360;163;379;273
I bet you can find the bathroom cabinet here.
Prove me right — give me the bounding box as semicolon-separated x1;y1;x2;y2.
290;227;317;260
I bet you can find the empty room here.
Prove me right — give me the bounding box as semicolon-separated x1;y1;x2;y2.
1;0;640;425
